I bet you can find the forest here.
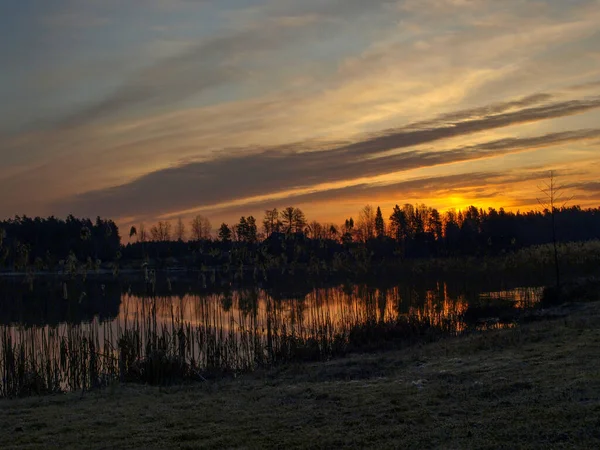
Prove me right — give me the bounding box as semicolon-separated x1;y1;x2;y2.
0;204;599;272
0;215;120;271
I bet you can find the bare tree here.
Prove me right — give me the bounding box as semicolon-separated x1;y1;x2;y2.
150;221;172;242
357;205;375;242
537;170;572;289
138;223;147;243
306;220;325;239
150;224;159;241
263;208;282;237
201;217;212;240
191;216;202;241
280;207;306;234
191;215;212;241
280;207;294;234
175;217;186;241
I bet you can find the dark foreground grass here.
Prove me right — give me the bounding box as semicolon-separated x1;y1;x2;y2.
2;301;600;450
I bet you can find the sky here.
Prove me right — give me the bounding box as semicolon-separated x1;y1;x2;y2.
2;0;600;234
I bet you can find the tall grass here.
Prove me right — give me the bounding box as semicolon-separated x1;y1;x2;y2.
404;240;600;277
0;283;542;398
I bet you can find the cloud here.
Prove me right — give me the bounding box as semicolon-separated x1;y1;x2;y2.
201;169;557;219
53;0;399;129
337;97;600;157
58;25;306;127
3;0;600;224
53;91;600;219
568;181;600;192
568;80;600;92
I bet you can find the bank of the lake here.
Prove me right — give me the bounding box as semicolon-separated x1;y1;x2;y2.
2;299;599;449
2;239;600;281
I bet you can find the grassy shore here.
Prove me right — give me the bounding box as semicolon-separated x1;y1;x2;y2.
2;301;600;449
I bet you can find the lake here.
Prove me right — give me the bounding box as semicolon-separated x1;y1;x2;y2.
0;273;546;397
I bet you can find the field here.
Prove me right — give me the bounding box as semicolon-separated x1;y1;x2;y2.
2;298;599;449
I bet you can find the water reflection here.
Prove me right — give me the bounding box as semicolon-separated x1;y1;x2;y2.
0;279;121;326
480;287;543;309
0;277;543;396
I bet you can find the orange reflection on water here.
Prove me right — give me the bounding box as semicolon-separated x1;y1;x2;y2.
1;283;543;395
479;287;543;309
114;282;476;340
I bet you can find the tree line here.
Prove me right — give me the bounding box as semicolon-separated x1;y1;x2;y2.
129;207;310;244
0;215;120;271
129;203;600;249
1;204;599;271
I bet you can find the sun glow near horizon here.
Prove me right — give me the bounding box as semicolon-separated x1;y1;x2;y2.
1;1;600;227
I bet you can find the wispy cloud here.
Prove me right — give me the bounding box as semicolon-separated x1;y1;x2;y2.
53;91;600;219
59;24;313;127
567;181;600;193
198;169;556;220
2;0;600;225
53;0;401;129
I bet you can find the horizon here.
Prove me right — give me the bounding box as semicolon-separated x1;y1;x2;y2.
2;0;600;233
3;200;597;244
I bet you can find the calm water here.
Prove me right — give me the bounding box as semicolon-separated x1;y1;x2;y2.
0;275;544;395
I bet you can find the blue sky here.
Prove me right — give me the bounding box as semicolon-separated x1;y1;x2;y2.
1;0;600;231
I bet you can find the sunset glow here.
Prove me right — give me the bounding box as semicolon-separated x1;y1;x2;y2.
2;0;600;231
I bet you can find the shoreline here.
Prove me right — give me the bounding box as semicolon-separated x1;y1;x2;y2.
2;299;599;448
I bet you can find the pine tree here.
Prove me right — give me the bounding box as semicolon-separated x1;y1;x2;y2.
375;206;385;238
218;223;232;242
246;216;258;243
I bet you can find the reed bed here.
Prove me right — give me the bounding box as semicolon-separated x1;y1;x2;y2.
0;283;542;398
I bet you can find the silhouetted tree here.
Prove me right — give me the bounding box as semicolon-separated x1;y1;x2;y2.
3;199;600;273
263;208;282;237
341;218;355;244
428;208;443;241
175;218;186;241
234;217;248;242
537;171;571;288
0;215;120;269
443;209;460;254
306;221;325;239
280;207;306;234
389;205;407;242
191;215;211;241
218;223;232;242
357;205;375;242
80;225;91;241
234;217;258;243
246;216;258;243
375;206;385;239
138;223;147;243
150;221;171;242
327;224;339;240
0;228;6;267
